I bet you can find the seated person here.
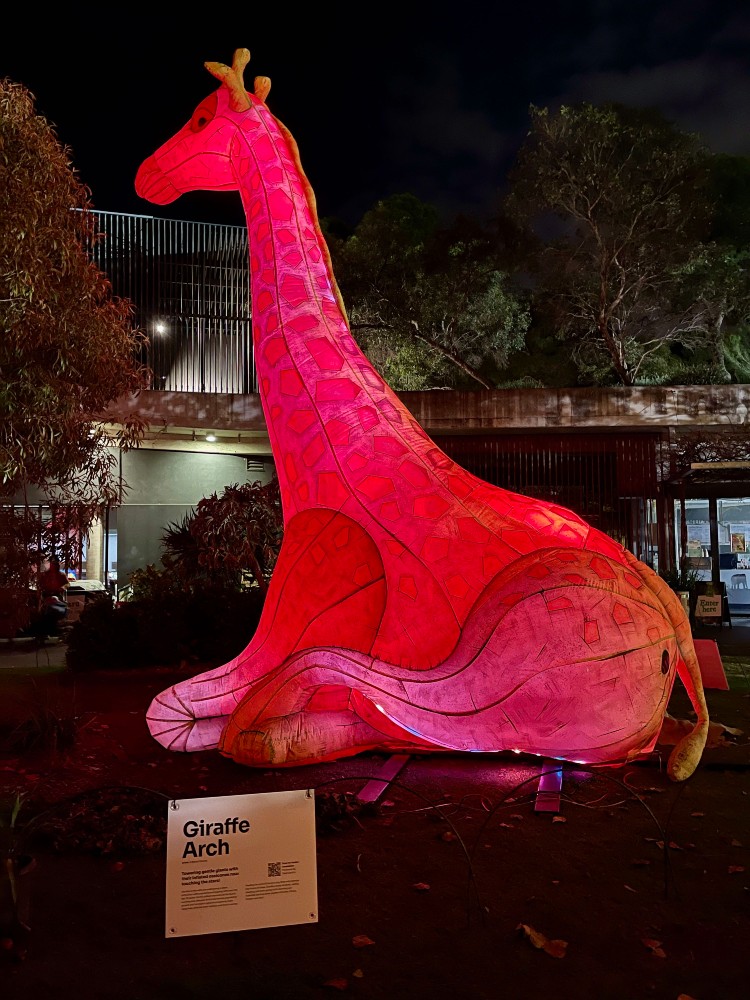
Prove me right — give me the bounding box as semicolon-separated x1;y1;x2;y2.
38;556;69;599
35;556;69;636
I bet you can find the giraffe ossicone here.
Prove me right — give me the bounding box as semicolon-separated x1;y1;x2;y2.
135;48;709;780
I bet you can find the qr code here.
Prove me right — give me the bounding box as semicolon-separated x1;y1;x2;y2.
267;861;282;878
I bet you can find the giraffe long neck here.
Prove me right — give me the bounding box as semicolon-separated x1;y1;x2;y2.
233;107;450;524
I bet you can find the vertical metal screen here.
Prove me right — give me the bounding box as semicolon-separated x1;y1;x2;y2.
434;431;670;568
89;211;254;393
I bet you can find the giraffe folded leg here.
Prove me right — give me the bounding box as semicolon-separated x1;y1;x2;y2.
146;702;227;752
146;658;262;751
222;710;389;766
222;708;432;767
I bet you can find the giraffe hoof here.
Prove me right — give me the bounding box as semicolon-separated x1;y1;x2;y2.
147;686;227;752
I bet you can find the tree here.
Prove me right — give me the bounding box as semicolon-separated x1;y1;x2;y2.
160;479;283;597
667;243;750;383
0;79;147;506
327;194;530;390
0;78;147;602
506;103;718;386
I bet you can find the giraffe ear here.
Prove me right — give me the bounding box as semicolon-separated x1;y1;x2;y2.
254;76;271;104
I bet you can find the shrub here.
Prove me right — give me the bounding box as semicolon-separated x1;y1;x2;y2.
66;587;265;671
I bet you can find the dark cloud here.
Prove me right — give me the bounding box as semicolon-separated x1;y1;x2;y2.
560;8;750;154
564;54;750;153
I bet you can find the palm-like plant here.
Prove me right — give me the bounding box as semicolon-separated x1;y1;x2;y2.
160;478;282;595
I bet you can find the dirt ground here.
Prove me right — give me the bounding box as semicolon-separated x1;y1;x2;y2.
1;648;749;1000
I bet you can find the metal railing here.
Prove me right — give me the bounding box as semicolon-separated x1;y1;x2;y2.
89;210;255;393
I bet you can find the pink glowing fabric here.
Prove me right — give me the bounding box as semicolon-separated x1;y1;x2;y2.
136;49;709;778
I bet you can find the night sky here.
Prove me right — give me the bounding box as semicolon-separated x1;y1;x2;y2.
3;1;749;229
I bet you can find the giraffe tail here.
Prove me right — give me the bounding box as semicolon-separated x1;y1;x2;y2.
624;551;710;781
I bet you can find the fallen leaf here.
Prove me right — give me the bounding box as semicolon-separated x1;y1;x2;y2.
516;923;568;958
352;935;375;948
641;938;666;958
660;715;742;747
440;830;457;842
497;822;514;829
381;799;395;808
412;882;431;892
323;978;348;991
552;816;567;823
510;814;524;821
111;861;125;872
690;812;705;818
677;995;698;1000
728;866;745;874
352;969;364;979
731;839;743;847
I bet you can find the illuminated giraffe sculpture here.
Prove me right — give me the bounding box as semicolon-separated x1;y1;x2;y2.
136;49;709;779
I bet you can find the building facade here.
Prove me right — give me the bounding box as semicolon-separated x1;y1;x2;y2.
13;211;750;617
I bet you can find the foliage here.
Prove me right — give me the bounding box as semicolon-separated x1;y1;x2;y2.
66;478;281;670
723;330;750;383
160;478;283;596
0;503;99;619
1;680;79;756
505;103;725;386
496;324;580;388
33;787;167;856
0;509;39;635
0;79;149;501
659;565;703;594
670;428;750;468
327;194;531;389
0;78;149;610
667;244;750;382
0;792;33;961
706;153;750;248
65;584;266;671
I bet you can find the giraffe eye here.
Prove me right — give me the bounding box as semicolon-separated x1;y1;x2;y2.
190;93;218;133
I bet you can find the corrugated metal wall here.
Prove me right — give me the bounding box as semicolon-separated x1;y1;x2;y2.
89;211;254;393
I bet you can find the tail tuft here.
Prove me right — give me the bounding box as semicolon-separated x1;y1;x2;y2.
666;721;710;781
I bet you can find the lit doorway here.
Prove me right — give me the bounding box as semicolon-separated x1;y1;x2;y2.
674;497;750;620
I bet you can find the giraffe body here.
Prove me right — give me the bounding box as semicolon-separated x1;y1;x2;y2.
136;49;709;779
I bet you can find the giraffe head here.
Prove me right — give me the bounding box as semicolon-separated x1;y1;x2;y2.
135;48;272;205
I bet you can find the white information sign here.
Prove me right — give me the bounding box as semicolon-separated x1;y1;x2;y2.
165;789;318;938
